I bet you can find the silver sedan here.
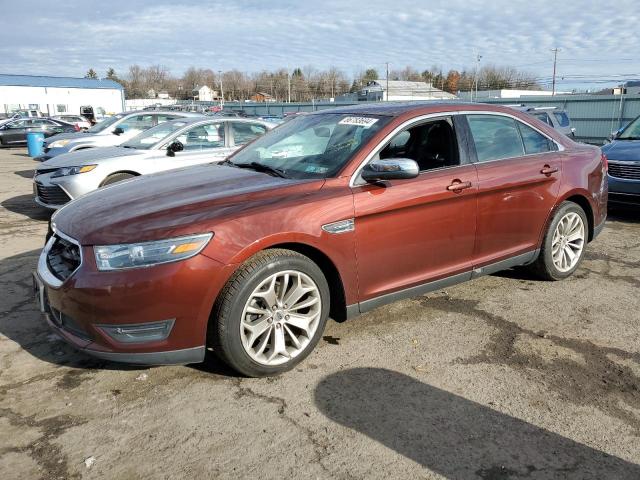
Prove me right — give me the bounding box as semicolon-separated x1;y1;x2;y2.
33;117;275;209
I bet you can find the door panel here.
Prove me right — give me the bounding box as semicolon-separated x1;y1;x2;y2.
465;114;562;267
352;164;478;301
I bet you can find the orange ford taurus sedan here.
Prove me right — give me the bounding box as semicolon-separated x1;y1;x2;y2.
34;102;607;376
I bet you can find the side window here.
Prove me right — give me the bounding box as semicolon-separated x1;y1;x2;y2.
532;112;553;126
378;117;459;171
553;112;570;127
467;115;525;162
8;120;27;129
178;123;225;151
517;121;556;154
232;122;267;146
118;115;154;133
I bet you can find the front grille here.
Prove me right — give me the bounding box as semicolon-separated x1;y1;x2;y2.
46;235;81;282
608;162;640;180
35;183;71;205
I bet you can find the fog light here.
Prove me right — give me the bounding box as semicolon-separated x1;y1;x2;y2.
97;319;175;344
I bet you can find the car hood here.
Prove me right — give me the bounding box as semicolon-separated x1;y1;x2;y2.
44;131;90;144
601;140;640;162
37;147;146;169
52;165;324;244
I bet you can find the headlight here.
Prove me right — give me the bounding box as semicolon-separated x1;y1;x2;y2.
51;165;97;178
94;233;213;271
49;139;72;148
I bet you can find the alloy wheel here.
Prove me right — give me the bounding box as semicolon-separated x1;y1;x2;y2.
551;212;585;272
240;270;322;366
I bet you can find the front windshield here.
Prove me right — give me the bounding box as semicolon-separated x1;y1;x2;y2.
618;116;640;139
86;114;124;133
228;113;389;179
122;121;189;150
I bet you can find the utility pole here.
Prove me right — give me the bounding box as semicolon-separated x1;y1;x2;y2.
386;62;389;101
287;71;291;103
551;48;560;96
474;54;482;102
218;70;224;108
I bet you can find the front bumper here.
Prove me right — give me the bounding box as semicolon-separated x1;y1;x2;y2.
34;232;232;365
607;174;640;206
33;170;101;209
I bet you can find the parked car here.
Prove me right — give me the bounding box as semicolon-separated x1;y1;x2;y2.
511;105;576;138
36;111;203;161
33;117;275;208
34;103;607;376
0;117;77;146
52;115;92;130
602;114;640;207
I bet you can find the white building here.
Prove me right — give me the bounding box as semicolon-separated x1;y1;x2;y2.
192;85;217;101
457;89;570;101
361;80;457;101
0;74;125;117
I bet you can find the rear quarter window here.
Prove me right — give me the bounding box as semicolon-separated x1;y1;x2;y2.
553;112;571;127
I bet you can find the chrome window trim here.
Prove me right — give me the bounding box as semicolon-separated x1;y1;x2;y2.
349;113;456;187
37;227;83;289
460;110;566;152
349;110;565;187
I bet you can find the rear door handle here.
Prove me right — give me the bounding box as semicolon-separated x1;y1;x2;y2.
447;180;473;192
540;165;559;176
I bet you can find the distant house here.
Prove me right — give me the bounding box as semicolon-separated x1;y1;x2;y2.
614;80;640;95
250;92;275;103
157;90;171;99
192;85;217;101
360;80;457;101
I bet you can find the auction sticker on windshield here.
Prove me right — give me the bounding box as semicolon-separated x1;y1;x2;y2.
338;117;379;128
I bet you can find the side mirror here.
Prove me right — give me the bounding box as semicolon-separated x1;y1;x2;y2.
166;140;184;157
361;158;419;183
113;127;125;136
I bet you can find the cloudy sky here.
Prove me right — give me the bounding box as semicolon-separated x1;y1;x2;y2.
1;0;638;90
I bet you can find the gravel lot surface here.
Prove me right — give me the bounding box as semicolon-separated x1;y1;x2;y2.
1;147;639;479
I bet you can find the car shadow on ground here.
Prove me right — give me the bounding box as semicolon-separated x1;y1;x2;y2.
608;206;640;224
1;194;51;221
1;249;239;377
315;368;640;479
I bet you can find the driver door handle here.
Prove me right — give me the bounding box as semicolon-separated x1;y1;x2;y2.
540;165;559;176
447;180;473;192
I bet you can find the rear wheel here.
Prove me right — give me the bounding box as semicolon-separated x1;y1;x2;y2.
210;249;330;377
100;172;136;187
528;201;588;280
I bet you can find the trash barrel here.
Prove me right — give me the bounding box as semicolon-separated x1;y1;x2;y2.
26;132;45;157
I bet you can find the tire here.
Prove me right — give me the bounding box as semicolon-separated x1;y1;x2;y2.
528;201;589;280
100;172;136;187
210;248;330;377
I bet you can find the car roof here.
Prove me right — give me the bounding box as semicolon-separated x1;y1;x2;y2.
160;116;275;127
311;101;520;117
119;110;204;117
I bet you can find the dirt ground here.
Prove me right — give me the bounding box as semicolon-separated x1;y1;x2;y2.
1;147;639;480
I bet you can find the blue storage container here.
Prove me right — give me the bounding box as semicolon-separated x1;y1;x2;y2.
26;132;45;157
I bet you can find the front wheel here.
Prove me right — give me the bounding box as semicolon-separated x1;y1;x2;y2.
528;201;588;280
210;249;330;377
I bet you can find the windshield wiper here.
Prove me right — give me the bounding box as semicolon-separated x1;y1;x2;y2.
618;136;640;140
230;161;289;178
